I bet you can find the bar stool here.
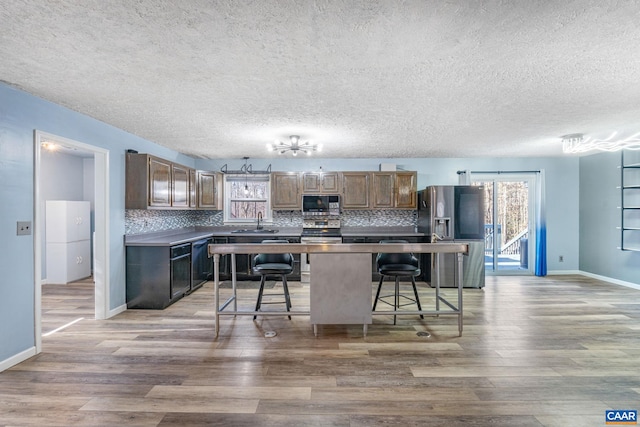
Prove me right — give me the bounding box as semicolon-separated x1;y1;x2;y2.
252;239;294;320
372;239;423;325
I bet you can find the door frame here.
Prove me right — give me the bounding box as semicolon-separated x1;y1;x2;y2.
473;173;537;275
33;130;110;352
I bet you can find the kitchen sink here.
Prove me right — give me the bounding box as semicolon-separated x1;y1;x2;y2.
231;229;279;234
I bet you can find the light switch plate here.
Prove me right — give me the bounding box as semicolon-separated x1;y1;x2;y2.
17;221;32;235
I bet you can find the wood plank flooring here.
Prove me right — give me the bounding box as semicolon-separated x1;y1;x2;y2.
1;275;640;426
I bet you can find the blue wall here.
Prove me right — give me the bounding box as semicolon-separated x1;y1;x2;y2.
0;83;194;362
580;152;640;283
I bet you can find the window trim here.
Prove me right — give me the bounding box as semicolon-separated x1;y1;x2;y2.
223;174;272;224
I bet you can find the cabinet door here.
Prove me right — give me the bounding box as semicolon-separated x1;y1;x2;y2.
302;172;341;194
371;172;395;208
272;172;301;209
189;169;197;208
172;164;190;207
149;157;172;207
321;172;340;193
46;201;90;243
302;173;321;193
342;172;370;208
197;171;221;209
395;171;417;208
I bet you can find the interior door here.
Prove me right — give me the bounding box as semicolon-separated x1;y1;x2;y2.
473;176;533;273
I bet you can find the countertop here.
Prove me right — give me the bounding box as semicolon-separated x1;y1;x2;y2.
125;226;424;247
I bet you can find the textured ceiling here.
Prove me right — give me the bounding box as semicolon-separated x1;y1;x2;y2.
2;1;640;159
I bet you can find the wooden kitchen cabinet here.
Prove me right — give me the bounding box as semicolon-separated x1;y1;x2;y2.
394;171;417;208
341;172;370;208
371;172;395;208
126;153;197;210
302;171;341;194
196;170;223;209
271;172;301;209
148;156;172;207
370;171;417;209
171;164;190;208
189;169;197;208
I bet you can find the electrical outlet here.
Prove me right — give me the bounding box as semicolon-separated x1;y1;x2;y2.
17;221;32;236
559;255;564;262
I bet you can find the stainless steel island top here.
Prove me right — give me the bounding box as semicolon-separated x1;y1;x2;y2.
208;241;468;255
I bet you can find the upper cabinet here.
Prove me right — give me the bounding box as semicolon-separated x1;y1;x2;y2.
394;171;417;209
272;172;301;209
342;172;370;209
371;171;417;209
621;150;640;251
189;169;197;208
171;164;190;208
127;154;172;209
197;171;223;209
371;172;394;208
126;153;222;210
302;171;341;194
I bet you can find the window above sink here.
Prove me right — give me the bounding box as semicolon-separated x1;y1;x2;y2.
224;174;272;225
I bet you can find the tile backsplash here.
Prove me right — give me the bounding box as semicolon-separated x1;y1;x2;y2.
125;209;416;235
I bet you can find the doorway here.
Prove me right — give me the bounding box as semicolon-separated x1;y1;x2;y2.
34;131;110;352
473;174;536;274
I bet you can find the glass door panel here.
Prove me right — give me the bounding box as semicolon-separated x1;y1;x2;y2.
474;178;531;273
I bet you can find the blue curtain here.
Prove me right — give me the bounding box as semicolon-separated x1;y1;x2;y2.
535;170;547;276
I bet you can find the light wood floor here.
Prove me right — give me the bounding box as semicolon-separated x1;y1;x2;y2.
1;275;640;426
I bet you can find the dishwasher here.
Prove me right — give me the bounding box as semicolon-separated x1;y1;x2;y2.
170;243;192;300
191;237;213;293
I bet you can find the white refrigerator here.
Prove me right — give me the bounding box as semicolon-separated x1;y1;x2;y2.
45;200;91;284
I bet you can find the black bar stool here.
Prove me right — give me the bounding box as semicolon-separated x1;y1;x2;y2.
251;239;294;320
372;239;423;325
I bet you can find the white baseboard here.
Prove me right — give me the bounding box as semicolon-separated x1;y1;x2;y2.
0;346;36;373
548;269;640;290
578;271;640;291
108;303;127;318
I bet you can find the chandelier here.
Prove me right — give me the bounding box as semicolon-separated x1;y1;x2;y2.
562;132;640;153
266;135;322;156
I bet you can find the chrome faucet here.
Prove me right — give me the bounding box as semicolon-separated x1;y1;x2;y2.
256;212;263;230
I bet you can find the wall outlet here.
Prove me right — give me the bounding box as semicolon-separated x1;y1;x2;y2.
559;255;564;262
17;221;32;236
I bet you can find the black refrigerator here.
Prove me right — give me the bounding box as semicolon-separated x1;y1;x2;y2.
418;185;486;288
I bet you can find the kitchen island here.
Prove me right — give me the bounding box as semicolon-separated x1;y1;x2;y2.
208;241;468;338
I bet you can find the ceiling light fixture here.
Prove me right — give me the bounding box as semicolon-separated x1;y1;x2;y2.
242;157;250;195
266;135;322;156
562;132;640;153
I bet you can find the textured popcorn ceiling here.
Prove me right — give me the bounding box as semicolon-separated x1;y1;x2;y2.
2;1;640;159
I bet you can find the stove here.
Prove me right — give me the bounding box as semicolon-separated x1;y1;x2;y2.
300;219;342;283
301;228;342;238
301;218;341;238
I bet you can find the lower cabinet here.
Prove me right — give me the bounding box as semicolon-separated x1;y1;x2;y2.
126;244;192;309
191;237;213;292
46;240;91;284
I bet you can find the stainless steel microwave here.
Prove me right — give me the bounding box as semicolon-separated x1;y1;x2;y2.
302;194;340;216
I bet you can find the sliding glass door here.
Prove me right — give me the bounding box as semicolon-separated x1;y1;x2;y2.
473;175;536;274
